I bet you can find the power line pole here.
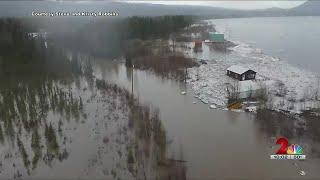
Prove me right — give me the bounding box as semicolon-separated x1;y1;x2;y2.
131;64;134;94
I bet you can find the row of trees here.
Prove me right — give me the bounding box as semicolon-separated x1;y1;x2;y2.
0;18;88;175
52;15;195;58
0;18;97;90
0;18;78;82
121;16;195;40
0;19;46;74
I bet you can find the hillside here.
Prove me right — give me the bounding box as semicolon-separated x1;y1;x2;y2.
290;0;320;16
0;1;319;18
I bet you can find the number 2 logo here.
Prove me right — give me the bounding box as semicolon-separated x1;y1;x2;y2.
276;137;289;154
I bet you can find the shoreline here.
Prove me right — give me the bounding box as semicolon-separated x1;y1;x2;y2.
177;20;320;114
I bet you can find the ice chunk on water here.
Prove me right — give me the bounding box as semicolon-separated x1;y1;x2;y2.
299;170;306;176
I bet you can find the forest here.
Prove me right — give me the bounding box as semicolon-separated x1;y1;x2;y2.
0;18;79;83
50;15;196;58
0;16;185;179
0;15;195;77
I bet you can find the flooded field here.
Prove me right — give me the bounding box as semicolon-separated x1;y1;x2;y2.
0;54;184;179
0;51;319;179
94;60;320;179
1;16;320;180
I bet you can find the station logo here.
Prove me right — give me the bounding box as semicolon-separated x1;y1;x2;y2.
270;137;306;160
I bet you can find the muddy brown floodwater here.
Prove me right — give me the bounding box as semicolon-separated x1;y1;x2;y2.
94;59;320;179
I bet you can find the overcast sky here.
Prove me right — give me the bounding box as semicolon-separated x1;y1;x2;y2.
125;1;306;10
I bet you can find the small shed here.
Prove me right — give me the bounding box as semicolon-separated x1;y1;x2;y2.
193;40;202;52
227;65;256;81
194;40;202;48
209;32;224;43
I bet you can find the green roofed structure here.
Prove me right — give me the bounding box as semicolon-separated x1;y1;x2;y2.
209;32;224;43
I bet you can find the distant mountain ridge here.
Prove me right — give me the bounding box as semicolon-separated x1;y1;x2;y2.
0;0;319;18
290;0;320;15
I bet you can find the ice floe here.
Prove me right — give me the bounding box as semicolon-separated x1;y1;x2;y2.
180;23;320;113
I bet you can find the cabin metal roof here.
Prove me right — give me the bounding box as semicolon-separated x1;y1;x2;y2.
227;65;255;75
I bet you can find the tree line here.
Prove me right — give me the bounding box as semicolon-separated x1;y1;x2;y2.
51;15;195;58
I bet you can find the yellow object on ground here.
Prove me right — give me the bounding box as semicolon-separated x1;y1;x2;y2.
228;102;242;109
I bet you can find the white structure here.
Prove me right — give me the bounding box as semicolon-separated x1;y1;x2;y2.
27;32;48;39
227;65;250;75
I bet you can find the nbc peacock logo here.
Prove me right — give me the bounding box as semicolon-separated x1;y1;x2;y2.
270;137;306;160
286;144;303;155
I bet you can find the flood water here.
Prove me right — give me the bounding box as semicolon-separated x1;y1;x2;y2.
94;60;320;179
212;16;320;73
1;16;320;180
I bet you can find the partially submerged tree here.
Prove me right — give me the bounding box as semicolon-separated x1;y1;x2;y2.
256;82;269;109
226;82;240;104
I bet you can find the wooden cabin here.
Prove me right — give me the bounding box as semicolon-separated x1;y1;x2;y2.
194;40;202;48
227;65;256;81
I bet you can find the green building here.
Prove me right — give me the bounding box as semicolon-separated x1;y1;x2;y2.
209;32;224;43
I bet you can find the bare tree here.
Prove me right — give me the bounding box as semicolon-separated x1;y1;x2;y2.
256;82;269;109
316;75;320;101
226;82;240;104
316;75;320;109
287;92;296;110
247;85;253;100
275;81;287;97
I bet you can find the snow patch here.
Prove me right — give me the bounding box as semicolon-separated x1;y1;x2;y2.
182;22;320;113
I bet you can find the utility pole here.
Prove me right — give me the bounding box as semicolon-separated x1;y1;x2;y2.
184;67;188;92
131;64;134;94
185;67;187;83
316;75;320;101
224;30;227;62
172;33;176;53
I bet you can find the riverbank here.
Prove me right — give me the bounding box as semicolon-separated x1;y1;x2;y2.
176;20;320;114
91;60;320;179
